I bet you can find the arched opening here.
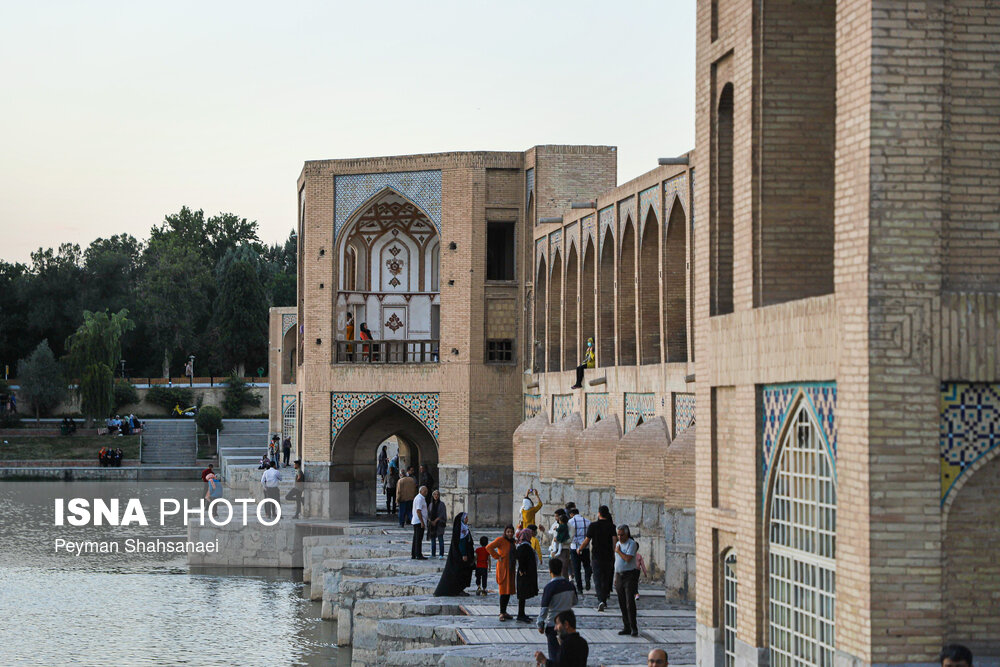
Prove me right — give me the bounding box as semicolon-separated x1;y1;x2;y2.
664;198;688;362
639;211;661;365
723;550;737;667
547;249;563;372
534;256;547;373
598;230;616;367
712;83;734;316
944;450;1000;653
563;244;579;370
580;237;596;365
767;400;836;666
332;397;439;517
618;219;637;366
281;326;296;384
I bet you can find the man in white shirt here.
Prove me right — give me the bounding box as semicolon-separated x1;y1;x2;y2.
260;462;282;521
411;485;429;560
614;524;640;637
568;507;592;595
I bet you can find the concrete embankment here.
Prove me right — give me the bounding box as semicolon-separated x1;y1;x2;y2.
0;466;203;481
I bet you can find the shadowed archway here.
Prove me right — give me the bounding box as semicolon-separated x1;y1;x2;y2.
331;397;439;516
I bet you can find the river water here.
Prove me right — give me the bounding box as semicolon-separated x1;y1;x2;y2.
0;481;342;666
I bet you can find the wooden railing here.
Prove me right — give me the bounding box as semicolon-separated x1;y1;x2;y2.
334;340;439;364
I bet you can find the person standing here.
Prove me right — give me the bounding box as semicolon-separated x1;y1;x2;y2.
260;462;282;521
578;505;615;612
385;464;400;514
396;470;417;528
614;524;640;637
486;525;517;621
474;536;491;595
282;436;292;467
419;464;435;491
548;510;572;586
568;508;592;594
534;610;589;667
411;485;429;560
520;488;542;528
433;512;475;596
427;489;448;559
377;445;389;487
285;460;305;519
515;528;539;622
569;337;595;389
535;558;578;665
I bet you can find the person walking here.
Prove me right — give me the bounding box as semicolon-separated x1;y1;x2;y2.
614;524;640;636
535;558;578;665
427;489;448;559
534;610;589;667
385;464;400;513
396;469;417;528
568;507;592;594
570;337;595;389
411;485;429;560
515;528;539;622
377;445;389;487
285;460;305;519
282;436;292;467
486;525;518;621
260;462;282;521
433;512;475;596
578;505;615;611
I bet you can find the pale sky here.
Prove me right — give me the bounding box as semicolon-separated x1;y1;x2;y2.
0;0;695;264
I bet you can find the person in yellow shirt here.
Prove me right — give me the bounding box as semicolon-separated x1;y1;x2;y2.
520;489;542;528
528;524;544;565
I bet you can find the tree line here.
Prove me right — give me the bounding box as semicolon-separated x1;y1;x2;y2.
0;206;296;381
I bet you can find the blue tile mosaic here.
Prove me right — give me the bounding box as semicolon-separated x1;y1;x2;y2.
941;382;1000;504
331;392;440;440
335;171;442;240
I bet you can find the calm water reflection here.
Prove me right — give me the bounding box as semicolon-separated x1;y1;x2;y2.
0;481;343;666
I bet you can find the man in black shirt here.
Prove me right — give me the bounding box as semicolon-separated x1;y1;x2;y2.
534;609;588;667
578;505;616;611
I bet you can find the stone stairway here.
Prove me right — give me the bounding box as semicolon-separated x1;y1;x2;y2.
218;419;270;477
140;419;196;465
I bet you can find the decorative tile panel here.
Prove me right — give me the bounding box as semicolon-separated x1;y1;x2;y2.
565;222;579;257
526;168;535;213
663;173;688;218
524;393;543;421
688;169;695;230
552;394;575;422
673;392;696;435
335;170;442;239
550;229;563;259
639;186;660;238
586;392;610;427
761;383;837;500
598;206;615;254
581;214;596;252
941;382;1000;504
624;392;656;433
331;392;440;441
618;196;636;238
281;313;297;336
535;237;548;274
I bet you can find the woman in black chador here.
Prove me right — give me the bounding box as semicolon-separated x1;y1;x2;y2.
433;512;475;596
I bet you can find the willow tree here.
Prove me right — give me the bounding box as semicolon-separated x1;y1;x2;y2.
65;309;135;427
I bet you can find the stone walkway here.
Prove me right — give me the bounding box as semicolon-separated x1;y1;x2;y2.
302;521;695;666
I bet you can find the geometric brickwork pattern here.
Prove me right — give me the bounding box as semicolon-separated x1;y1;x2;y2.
334;170;442;239
581;214;596;249
624;392;656;433
331;392;440;440
639;185;660;239
940;382;1000;504
586;392;610;427
550;229;563;261
535;237;547;271
524;394;543;421
618;196;636;238
599;206;615;254
552;394;575;422
761;382;837;497
281;313;297;336
673;392;696;435
281;395;296;444
663;172;688;219
526;168;534;214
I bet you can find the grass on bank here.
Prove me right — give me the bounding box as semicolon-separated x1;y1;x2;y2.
0;435;140;461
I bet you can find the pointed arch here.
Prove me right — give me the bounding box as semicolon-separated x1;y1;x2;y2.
598;226;616;367
617;218;637;365
712;83;735;316
547;248;563;372
580;236;596;364
664;196;688;361
534;256;547;372
563;243;579;370
639;209;661;365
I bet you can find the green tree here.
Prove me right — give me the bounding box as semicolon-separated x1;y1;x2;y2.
113;380;139;412
196;405;223;435
212;259;268;376
222;374;260;417
16;340;66;422
0;261;30;368
23;244;85;359
65;309;135;427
